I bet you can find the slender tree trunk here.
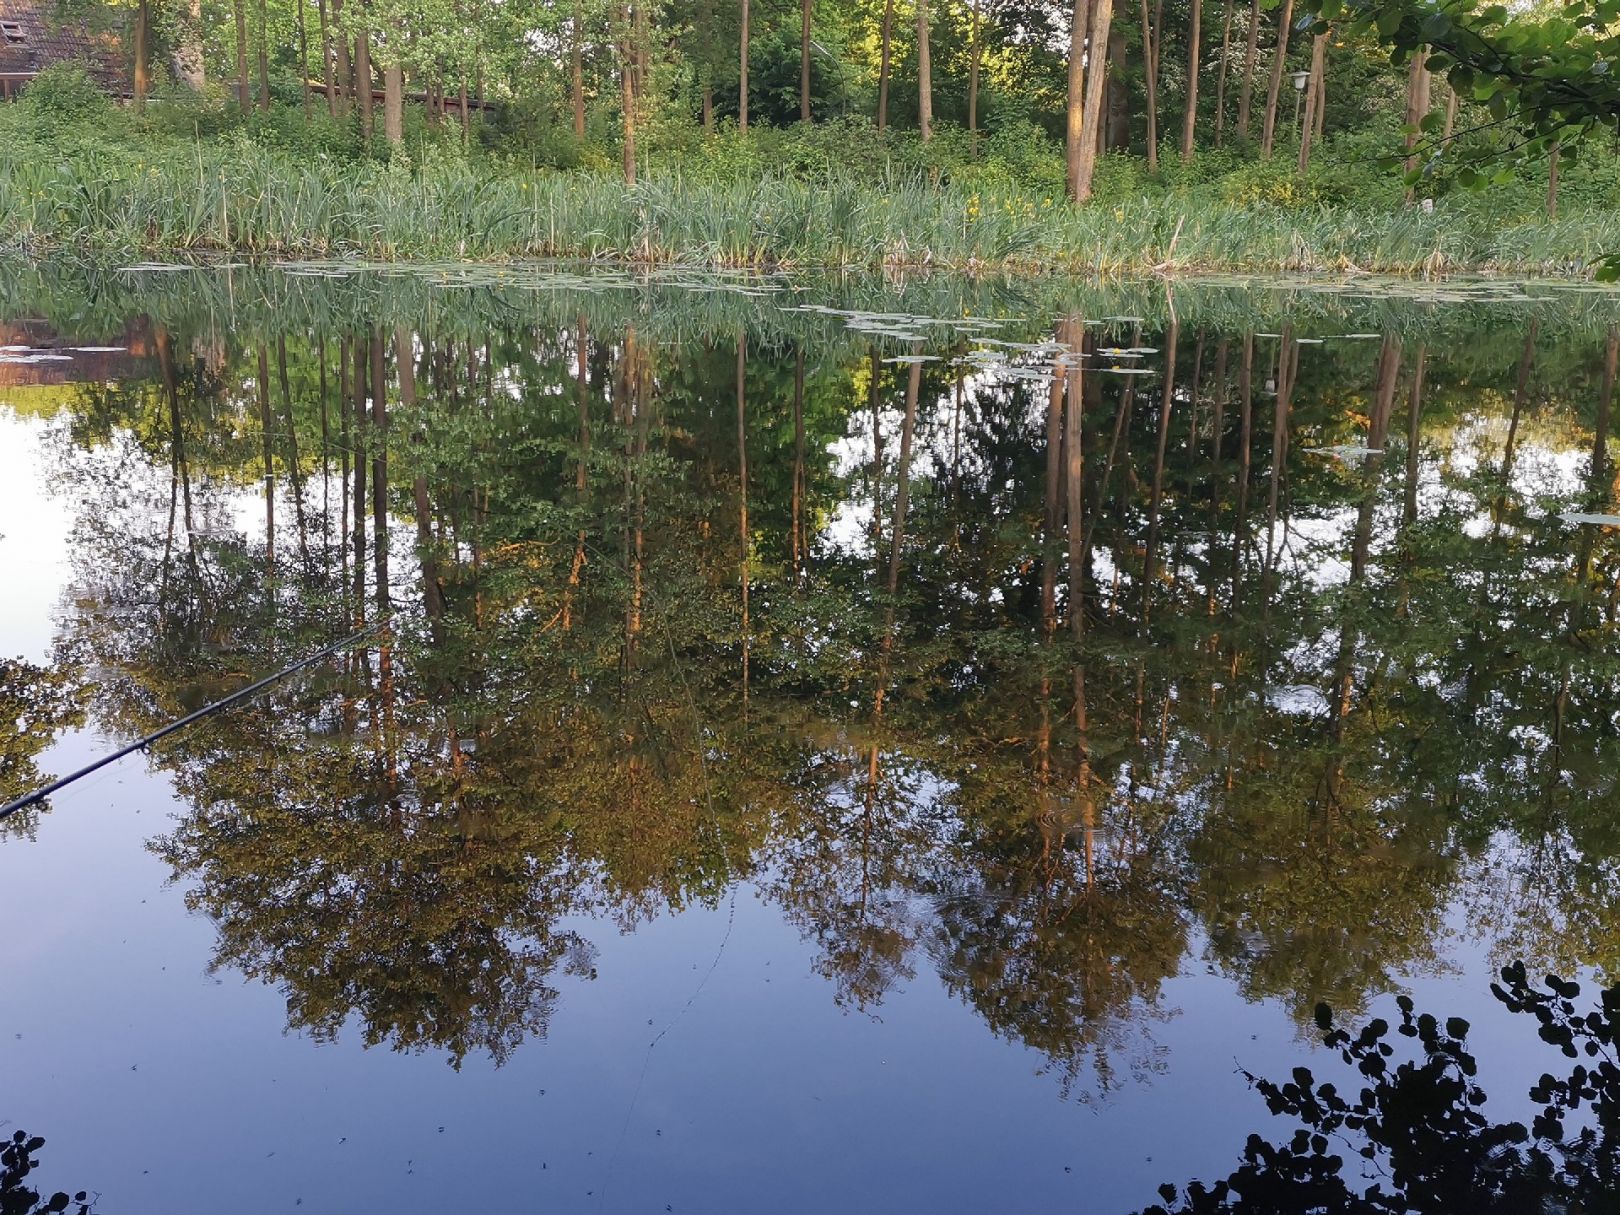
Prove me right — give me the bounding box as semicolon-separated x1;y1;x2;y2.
1213;0;1232;144
1106;27;1128;149
1441;85;1457;143
460;77;469;141
917;0;933;140
134;0;149;109
1139;0;1160;171
234;0;250;108
1547;138;1561;219
968;0;981;140
384;61;404;145
739;0;750;131
1065;0;1092;197
1235;0;1259;137
298;0;311;117
737;334;750;705
801;0;813;121
621;8;636;183
1180;0;1201;160
258;348;276;573
572;5;587;138
1296;31;1324;174
332;0;351;115
792;346;807;584
1073;0;1114;199
877;0;895;131
1258;0;1292;158
319;0;336;114
356;29;374;140
1312;48;1326;139
257;0;270;111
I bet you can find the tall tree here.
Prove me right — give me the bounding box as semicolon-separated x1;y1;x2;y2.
234;0;250;107
800;0;812;120
739;0;750;130
1235;0;1259;136
917;0;933;140
1181;0;1202;160
1258;0;1293;158
1213;0;1233;143
1139;0;1162;170
967;0;982;140
877;0;896;131
573;2;587;138
1296;30;1325;173
1071;0;1115;197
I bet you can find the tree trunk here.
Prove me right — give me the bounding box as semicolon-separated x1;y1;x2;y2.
1257;0;1292;158
1139;0;1160;171
384;61;403;145
621;13;636;183
736;334;750;703
1106;27;1129;149
1073;0;1114;197
1065;0;1092;197
133;0;149;109
1212;0;1233;144
1180;0;1201;160
318;0;336;114
234;0;250;108
573;6;587;137
1312;46;1326;139
459;77;469;142
1547;138;1560;220
332;0;351;115
1235;0;1259;137
1402;47;1431;185
1296;31;1324;174
739;0;750;131
968;0;981;139
877;0;895;131
356;30;373;140
800;0;812;121
298;0;311;117
256;0;270;111
1441;85;1457;143
703;82;714;133
916;0;932;140
174;0;205;88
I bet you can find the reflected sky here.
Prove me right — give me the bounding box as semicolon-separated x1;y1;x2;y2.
2;264;1620;1213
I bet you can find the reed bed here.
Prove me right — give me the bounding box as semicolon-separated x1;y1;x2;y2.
2;140;1616;275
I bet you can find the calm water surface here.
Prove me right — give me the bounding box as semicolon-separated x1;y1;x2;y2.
2;264;1619;1212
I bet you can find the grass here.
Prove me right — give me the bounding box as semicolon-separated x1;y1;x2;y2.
2;133;1618;275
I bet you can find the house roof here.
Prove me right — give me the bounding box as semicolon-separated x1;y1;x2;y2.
0;0;124;91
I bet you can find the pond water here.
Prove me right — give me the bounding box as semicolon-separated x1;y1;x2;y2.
2;263;1620;1213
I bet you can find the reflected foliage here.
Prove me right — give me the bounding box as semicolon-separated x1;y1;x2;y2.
1146;965;1620;1214
8;270;1620;1101
0;1131;90;1215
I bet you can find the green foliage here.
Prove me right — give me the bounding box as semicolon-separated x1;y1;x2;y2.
17;63;113;139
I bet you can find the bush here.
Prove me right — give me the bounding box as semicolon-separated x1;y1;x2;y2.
18;63;113;140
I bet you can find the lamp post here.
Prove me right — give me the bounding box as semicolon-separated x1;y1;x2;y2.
1291;69;1310;138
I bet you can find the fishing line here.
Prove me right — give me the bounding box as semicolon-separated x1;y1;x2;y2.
0;619;388;822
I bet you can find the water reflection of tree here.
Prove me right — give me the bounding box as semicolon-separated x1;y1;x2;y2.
33;303;1620;1092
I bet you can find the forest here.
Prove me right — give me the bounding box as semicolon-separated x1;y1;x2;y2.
3;0;1619;268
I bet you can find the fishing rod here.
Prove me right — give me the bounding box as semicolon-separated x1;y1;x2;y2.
0;618;389;823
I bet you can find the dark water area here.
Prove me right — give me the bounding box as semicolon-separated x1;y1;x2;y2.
3;262;1620;1213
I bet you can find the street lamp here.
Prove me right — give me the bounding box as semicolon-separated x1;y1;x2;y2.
1290;69;1311;137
